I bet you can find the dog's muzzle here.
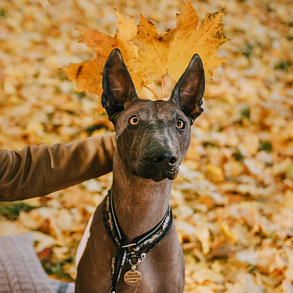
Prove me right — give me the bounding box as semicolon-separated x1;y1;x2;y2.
131;150;180;181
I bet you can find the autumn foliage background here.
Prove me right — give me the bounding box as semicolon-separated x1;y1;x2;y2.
0;0;292;292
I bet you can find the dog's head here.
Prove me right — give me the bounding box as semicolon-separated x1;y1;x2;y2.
102;49;205;182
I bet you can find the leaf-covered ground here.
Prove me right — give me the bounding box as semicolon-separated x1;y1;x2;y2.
0;0;292;292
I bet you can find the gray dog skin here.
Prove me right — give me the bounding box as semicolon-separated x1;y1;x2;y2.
75;48;205;293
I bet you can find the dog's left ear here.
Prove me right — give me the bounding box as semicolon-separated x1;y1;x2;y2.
170;54;205;124
102;48;138;121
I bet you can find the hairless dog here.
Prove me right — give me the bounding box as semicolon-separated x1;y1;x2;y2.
75;48;205;293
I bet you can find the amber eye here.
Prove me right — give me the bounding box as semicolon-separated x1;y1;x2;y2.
176;119;185;129
129;116;139;125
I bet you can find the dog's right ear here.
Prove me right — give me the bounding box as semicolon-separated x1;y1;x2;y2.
102;48;138;121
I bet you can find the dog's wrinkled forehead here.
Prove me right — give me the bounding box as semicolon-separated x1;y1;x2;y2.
115;99;186;127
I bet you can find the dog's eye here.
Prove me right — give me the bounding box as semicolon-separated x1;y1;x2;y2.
129;116;139;125
176;119;185;129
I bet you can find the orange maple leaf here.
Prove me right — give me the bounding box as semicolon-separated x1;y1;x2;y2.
63;11;142;99
63;1;228;103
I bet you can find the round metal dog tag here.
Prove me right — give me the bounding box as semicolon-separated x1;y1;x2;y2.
124;269;142;286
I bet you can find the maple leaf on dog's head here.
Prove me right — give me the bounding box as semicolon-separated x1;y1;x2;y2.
131;1;228;83
63;1;228;105
63;11;140;100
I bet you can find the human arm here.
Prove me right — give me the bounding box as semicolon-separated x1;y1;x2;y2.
0;133;116;201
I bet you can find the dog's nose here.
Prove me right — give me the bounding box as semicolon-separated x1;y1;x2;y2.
151;150;177;167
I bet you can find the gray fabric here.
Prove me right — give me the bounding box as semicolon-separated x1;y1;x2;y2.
0;233;54;293
50;280;75;293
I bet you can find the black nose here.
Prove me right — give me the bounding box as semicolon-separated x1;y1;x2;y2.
151;149;177;167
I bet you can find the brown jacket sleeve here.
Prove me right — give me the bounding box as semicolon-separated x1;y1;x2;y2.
0;133;116;202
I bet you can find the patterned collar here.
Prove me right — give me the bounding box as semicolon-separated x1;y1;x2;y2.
103;190;173;293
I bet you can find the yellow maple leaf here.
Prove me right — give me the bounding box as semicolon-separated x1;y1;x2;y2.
131;1;228;82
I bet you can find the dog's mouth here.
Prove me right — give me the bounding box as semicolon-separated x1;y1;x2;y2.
131;164;179;182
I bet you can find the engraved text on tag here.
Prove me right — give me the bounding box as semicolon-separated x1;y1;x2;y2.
124;269;142;286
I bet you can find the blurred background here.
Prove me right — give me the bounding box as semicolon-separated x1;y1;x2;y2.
0;0;292;292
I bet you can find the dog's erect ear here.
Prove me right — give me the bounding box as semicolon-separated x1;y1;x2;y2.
170;54;205;124
102;48;138;121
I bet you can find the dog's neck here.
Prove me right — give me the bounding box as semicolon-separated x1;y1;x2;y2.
111;149;173;241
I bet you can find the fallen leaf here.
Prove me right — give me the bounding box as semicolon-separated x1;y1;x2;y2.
209;237;234;259
32;231;56;253
205;162;225;183
191;264;224;284
282;280;293;293
175;219;197;243
0;220;28;236
196;226;211;255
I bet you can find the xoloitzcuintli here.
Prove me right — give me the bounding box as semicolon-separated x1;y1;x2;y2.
75;48;205;293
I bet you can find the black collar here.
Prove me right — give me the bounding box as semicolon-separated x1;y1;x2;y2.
103;190;173;293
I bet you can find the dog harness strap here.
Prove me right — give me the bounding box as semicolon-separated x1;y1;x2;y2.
103;190;173;293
